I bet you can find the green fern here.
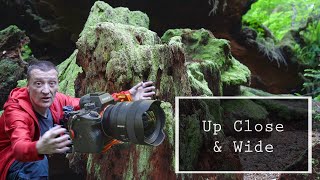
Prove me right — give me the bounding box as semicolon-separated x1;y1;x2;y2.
294;21;320;66
243;0;320;40
303;65;320;98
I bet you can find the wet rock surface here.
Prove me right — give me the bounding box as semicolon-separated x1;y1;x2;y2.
0;25;29;110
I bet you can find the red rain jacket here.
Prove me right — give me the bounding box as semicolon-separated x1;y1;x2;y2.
0;87;80;180
0;87;130;180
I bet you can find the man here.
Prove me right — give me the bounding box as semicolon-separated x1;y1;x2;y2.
0;60;155;180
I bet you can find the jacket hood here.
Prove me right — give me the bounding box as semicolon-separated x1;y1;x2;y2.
3;87;30;108
3;87;35;118
8;87;29;100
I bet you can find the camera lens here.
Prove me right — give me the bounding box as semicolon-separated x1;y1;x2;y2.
102;100;165;146
142;111;157;138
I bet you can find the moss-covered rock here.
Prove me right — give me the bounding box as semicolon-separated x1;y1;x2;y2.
0;25;28;51
162;28;251;96
0;25;30;109
186;62;217;96
0;59;24;89
80;1;149;39
69;2;251;178
255;99;308;123
179;114;203;170
73;3;190;178
240;86;275;96
0;59;26;109
221;99;269;135
221;57;250;86
76;22;190;102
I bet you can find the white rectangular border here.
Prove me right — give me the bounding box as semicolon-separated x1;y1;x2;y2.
175;96;312;174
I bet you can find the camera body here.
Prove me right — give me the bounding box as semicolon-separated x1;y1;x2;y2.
61;92;166;153
61;93;115;153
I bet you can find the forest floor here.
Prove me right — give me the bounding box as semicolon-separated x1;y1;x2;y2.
243;121;319;180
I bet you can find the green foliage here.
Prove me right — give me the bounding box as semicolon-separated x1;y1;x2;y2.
243;0;320;40
21;44;32;60
294;21;320;66
17;79;27;87
0;59;23;88
303;65;320;99
244;0;320;94
315;114;320;122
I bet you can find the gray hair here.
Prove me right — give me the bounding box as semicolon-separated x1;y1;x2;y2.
27;60;58;81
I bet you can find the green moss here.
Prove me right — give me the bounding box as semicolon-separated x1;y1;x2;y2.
187;62;214;96
222;99;268;121
86;154;93;174
0;25;20;35
0;25;23;48
119;144;154;178
178;99;223;170
94;163;101;180
240;86;275;96
162;29;250;95
161;29;183;44
167;36;183;47
21;44;32;60
80;1;149;38
123;153;134;180
161;102;174;146
179;114;203;170
160;102;175;171
0;59;24;89
78;21;190;97
221;57;250;86
201;99;222;125
136;145;153;180
162;29;232;69
221;99;269;132
256;99;308;121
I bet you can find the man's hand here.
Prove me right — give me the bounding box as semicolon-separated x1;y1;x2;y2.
129;81;156;101
36;125;71;154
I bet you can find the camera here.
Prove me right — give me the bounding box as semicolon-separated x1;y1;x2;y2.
60;92;166;153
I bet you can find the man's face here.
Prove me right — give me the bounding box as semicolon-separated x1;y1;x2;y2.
27;69;59;112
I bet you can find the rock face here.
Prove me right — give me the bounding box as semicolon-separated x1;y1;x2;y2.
72;3;190;179
0;0;92;62
234;26;304;94
0;25;29;110
0;0;256;62
64;1;250;179
3;0;301;94
161;28;250;96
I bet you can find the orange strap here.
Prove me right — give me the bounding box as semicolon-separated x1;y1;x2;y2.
114;92;133;102
101;92;132;153
102;139;122;153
